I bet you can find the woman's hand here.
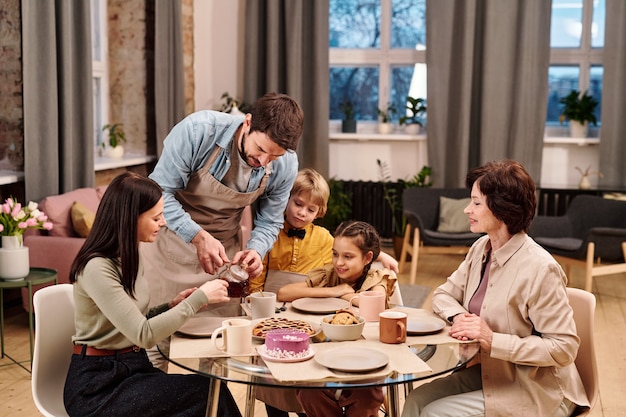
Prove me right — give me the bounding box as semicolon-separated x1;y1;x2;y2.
198;279;230;304
449;313;494;352
169;288;197;308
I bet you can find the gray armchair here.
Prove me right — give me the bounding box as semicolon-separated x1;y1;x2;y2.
399;188;481;284
529;194;626;292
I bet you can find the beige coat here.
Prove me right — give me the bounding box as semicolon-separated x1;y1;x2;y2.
432;233;589;417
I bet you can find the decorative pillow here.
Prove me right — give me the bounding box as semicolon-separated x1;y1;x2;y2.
437;197;471;233
71;201;96;238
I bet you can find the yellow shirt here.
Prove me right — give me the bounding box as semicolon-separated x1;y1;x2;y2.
250;222;334;292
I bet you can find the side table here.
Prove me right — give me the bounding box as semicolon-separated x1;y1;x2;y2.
0;267;58;372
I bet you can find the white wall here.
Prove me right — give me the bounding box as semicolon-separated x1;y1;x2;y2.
193;0;244;111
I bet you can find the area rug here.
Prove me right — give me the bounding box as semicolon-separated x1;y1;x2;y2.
398;284;432;308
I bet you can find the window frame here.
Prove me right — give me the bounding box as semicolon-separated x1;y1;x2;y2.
329;0;425;124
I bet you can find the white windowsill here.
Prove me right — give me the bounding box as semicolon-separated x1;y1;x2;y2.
95;153;157;171
0;170;25;185
543;136;599;146
329;132;426;142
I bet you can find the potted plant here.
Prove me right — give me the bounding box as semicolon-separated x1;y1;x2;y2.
399;96;427;134
315;178;352;233
377;159;433;257
377;103;397;134
559;90;598;138
101;123;127;158
340;100;357;133
218;91;249;115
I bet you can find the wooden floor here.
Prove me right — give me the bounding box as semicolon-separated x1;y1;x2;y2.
1;252;624;416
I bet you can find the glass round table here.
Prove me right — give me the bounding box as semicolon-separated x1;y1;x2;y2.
160;341;479;417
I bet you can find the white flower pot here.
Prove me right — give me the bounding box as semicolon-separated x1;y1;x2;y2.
105;145;125;158
0;235;30;281
377;123;393;134
404;124;421;135
569;121;588;138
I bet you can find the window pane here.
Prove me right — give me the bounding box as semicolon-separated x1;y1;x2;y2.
591;0;605;48
390;64;427;122
329;67;379;120
589;65;603;124
546;66;580;124
391;0;426;49
329;0;380;48
551;0;583;48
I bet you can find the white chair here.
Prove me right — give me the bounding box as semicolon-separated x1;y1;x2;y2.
32;283;74;417
566;287;599;416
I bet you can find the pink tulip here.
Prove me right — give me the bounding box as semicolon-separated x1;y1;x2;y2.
43;222;53;230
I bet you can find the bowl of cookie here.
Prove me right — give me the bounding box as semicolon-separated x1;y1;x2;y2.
320;310;365;341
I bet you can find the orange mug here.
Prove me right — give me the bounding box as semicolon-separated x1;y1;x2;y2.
379;311;407;344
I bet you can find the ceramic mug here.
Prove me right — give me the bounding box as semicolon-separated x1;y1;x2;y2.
245;291;277;320
379;311;407;344
349;291;385;322
211;318;252;355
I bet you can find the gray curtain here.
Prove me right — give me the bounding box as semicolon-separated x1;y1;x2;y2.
598;0;626;188
426;0;551;187
21;0;94;202
154;0;185;157
243;0;330;176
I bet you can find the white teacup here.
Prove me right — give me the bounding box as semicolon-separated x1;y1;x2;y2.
350;291;385;322
245;291;277;320
211;318;252;355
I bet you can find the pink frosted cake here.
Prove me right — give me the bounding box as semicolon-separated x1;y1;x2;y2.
263;329;311;359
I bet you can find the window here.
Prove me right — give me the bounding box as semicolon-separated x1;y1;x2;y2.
329;0;426;123
91;0;109;148
547;0;604;131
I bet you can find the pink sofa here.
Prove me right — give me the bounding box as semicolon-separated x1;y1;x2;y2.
22;186;253;312
23;187;107;312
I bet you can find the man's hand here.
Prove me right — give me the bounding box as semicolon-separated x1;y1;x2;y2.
232;250;263;278
191;229;230;274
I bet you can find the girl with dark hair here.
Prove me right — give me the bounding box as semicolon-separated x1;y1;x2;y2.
278;220;396;417
63;172;241;417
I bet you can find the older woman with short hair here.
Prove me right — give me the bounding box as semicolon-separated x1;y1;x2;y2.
401;160;589;417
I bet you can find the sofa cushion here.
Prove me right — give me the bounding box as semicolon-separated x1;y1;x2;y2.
437;196;471;233
71;201;96;238
39;188;101;237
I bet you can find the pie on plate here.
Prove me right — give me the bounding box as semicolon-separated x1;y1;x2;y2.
252;317;318;339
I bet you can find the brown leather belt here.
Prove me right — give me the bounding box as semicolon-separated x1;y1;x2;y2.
73;344;142;356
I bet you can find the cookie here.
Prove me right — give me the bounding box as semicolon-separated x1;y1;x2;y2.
323;309;359;325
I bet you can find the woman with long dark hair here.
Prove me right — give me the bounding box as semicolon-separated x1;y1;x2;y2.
63;172;241;417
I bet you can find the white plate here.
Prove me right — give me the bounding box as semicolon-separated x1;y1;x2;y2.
251;318;321;341
176;316;241;338
315;347;388;373
291;297;350;314
257;345;316;363
406;316;446;335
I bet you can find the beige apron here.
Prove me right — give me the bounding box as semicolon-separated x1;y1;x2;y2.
143;145;270;316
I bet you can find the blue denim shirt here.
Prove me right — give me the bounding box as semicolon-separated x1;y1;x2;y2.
149;110;298;258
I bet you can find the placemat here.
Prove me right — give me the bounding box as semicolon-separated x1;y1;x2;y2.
261;339;432;382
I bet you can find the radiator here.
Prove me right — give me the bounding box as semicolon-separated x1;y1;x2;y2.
340;181;402;239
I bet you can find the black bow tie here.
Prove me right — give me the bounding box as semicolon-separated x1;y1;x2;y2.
287;228;306;239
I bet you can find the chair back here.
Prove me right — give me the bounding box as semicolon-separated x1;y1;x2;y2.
566;287;599;415
402;188;471;232
32;284;74;417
